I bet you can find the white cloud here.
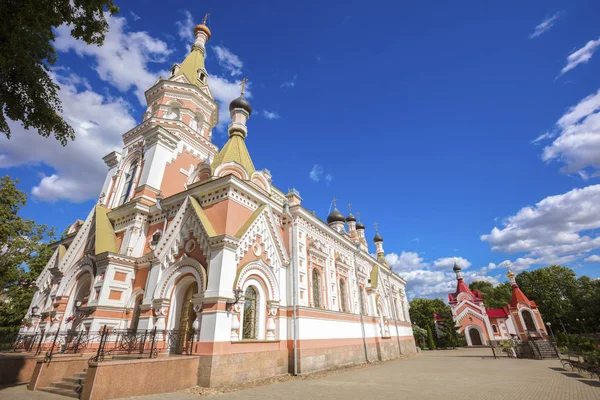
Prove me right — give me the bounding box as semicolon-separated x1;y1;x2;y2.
309;164;323;182
529;12;562;39
213;46;243;77
432;257;471;270
481;185;600;271
207;75;251;130
0;73;136;203
325;174;333;184
584;254;600;262
262;110;280;120
532;132;556;144
541;89;600;177
54;14;171;104
386;251;428;274
175;10;195;43
560;38;600;75
129;11;141;21
281;74;298;88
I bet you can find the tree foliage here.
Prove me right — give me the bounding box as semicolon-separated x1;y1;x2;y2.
468;281;512;309
426;325;436;350
0;176;55;334
0;0;119;145
435;306;465;349
409;298;447;333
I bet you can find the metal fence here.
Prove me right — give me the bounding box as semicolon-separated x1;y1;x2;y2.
1;327;198;364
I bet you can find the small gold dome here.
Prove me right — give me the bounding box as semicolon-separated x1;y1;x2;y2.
194;24;211;40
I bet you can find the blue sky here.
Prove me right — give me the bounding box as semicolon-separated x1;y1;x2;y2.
1;0;599;299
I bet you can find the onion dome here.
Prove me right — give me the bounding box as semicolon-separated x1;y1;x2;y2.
373;232;383;243
194;24;211;40
327;207;345;224
346;213;356;222
356;221;365;230
453;262;461;272
229;95;253;115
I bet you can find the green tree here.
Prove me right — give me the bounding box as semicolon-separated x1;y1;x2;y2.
426;325;436;350
0;176;55;334
0;0;119;145
412;324;427;349
516;266;578;333
469;281;512;309
436;307;464;349
409;298;447;332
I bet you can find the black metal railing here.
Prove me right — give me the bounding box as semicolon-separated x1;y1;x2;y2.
0;332;41;352
87;326;198;366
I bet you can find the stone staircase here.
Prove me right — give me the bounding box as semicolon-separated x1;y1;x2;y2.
38;369;86;398
531;340;559;359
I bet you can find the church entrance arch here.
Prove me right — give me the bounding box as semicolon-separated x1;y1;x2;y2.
176;282;198;353
468;327;483;346
522;309;537;333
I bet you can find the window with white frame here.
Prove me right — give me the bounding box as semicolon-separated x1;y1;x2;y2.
242;286;259;339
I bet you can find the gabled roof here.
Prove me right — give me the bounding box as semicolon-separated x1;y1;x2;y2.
94;205;117;254
177;47;207;89
448;280;483;304
487;307;509;318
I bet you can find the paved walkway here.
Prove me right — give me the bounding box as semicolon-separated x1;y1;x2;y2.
1;349;599;399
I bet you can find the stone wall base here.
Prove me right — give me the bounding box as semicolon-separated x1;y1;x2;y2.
198;349;289;388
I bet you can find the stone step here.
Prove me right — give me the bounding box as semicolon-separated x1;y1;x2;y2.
72;372;87;379
63;377;85;384
51;381;82;391
38;386;79;398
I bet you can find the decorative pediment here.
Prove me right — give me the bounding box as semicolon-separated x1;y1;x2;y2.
154;196;216;266
235;204;289;274
456;306;485;324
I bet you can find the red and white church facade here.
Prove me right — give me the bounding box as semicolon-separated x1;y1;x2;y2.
21;17;416;388
446;263;548;346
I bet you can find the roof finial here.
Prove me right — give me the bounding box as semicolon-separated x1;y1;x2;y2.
373;221;379;232
505;261;514;277
202;13;210;25
332;197;337;208
356;211;361;221
240;77;248;96
348;202;352;212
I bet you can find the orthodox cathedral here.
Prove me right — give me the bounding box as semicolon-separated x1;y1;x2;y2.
21;16;416;392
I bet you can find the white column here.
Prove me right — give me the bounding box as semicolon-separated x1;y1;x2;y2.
204;236;239;299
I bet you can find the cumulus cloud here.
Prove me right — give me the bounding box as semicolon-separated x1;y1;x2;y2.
529;12;562;39
538;88;600;178
129;11;141;21
214;46;243;76
432;257;471;270
175;10;195;43
584;255;600;262
262;110;280;120
54;14;171;104
481;185;600;272
560;38;600;75
0;73;136;202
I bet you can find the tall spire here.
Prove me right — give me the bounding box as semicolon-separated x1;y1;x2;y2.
505;262;531;307
211;78;256;176
176;13;211;88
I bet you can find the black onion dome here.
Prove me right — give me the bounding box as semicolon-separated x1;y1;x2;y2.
229;95;252;115
356;221;365;230
373;232;383;242
327;207;346;224
453;262;462;272
346;213;356;222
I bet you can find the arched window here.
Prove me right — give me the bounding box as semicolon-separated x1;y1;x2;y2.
312;268;321;308
150;231;162;247
339;278;348;313
242;286;258;339
492;324;498;334
360;287;367;315
119;159;139;205
522;310;537;332
166;106;180;120
130;296;143;331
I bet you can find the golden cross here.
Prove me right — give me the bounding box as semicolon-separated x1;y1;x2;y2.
505;261;511;269
332;197;337;208
202;13;210;25
373;221;379;231
240;78;248;95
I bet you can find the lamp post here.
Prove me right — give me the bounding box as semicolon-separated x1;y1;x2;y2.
576;318;588;335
